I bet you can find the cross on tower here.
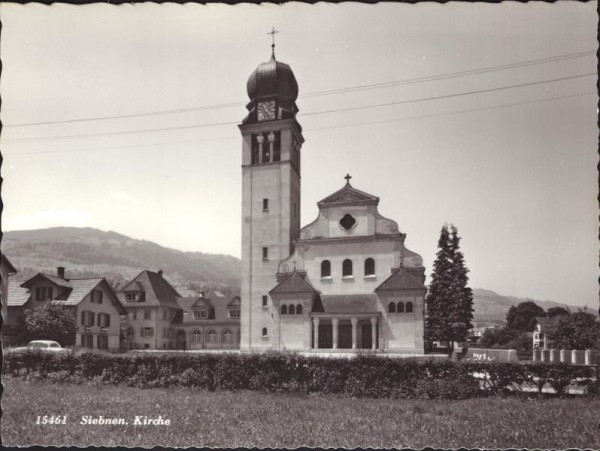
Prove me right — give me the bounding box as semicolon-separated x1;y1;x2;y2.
268;27;279;57
344;173;352;185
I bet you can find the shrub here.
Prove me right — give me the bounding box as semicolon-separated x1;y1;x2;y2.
3;350;596;399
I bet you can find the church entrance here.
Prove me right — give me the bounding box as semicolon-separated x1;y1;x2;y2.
338;324;352;349
361;323;372;349
318;323;333;348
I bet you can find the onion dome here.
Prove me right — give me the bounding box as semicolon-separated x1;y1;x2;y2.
246;53;299;101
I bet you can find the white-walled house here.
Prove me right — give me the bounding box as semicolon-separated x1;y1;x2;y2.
8;267;126;349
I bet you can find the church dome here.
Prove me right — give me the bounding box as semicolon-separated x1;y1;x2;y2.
247;54;299;101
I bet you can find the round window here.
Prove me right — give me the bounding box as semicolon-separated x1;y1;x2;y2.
339;214;356;231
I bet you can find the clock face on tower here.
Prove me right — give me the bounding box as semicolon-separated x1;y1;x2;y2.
257;101;276;121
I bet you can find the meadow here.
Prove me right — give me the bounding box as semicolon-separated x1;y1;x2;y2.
2;377;599;448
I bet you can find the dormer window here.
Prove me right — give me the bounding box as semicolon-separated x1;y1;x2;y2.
229;310;240;319
125;293;137;301
35;287;53;301
194;310;208;319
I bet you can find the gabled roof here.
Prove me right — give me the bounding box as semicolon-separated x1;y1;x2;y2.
119;270;181;307
121;280;144;292
317;183;379;207
228;296;241;307
269;272;318;295
375;268;425;292
1;256;17;275
7;280;31;306
21;273;72;289
318;294;380;314
51;278;127;315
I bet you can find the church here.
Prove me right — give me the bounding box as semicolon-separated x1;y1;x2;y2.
239;41;427;353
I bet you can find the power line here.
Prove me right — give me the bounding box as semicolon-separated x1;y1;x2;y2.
3;72;594;143
302;73;595;117
4;50;595;128
3;91;593;157
302;50;596;98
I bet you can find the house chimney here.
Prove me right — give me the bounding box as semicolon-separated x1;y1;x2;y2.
198;290;204;298
57;266;65;279
158;269;163;277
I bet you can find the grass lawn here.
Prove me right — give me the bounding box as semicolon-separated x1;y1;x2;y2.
2;377;599;448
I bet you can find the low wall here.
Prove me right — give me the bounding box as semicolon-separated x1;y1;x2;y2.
532;348;600;365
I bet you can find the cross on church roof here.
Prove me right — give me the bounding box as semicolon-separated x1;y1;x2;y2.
344;173;352;185
268;27;279;58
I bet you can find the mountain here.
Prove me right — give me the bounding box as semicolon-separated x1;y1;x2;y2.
3;227;594;323
2;227;241;296
470;288;596;326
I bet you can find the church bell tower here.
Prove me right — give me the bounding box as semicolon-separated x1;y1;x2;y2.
239;37;304;349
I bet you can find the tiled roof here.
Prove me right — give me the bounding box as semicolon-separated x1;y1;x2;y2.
318;183;379;206
52;278;103;306
210;293;235;323
51;278;127;315
228;296;241;307
121;281;144;292
7;281;31;306
318;294;380;314
119;270;181;307
270;272;318;295
174;293;238;325
146;271;181;305
375;268;425;291
2;256;17;274
21;273;72;289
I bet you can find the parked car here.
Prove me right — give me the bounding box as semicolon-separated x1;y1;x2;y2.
8;340;71;353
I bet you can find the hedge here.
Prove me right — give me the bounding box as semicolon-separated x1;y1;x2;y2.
2;351;596;399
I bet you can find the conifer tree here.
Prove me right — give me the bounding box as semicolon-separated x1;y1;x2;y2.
425;224;473;350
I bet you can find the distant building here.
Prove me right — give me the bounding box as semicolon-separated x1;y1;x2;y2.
6;267;126;350
469;324;501;341
175;292;241;350
532;316;555;349
119;270;240;350
1;256;18;346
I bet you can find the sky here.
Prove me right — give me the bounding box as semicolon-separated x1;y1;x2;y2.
1;2;597;307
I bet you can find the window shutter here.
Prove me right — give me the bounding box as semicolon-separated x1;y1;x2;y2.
81;310;85;326
97;313;102;327
90;312;95;327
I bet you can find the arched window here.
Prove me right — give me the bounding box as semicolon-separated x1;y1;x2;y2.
364;258;375;276
342;259;353;277
406;302;414;313
297;304;303;315
397;302;405;313
191;330;202;344
223;329;233;344
281;304;288;315
289;304;296;315
207;330;217;343
262;327;268;337
388;302;396;313
321;260;331;278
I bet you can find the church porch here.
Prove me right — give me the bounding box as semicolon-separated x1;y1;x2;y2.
311;314;380;351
